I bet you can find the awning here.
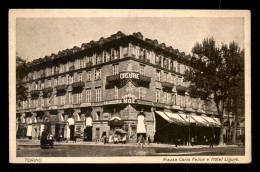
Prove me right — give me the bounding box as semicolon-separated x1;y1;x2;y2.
155;111;172;122
213;117;221;126
202;116;221;127
164;112;188;125
178;113;196;124
190;115;209;127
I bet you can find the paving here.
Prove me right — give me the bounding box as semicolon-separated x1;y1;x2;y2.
16;139;245;157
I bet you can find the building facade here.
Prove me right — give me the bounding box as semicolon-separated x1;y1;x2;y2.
16;31;221;144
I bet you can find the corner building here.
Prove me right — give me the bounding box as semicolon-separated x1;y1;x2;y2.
16;31;221;144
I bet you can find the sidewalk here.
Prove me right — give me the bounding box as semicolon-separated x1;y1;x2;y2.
17;139;240;148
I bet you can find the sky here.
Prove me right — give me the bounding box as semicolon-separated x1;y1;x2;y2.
16;17;244;62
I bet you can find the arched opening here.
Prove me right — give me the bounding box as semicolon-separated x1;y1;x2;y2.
84;116;93;141
137;113;146;142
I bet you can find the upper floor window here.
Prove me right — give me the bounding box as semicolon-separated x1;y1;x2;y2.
113;65;119;75
156;90;160;102
54;78;58;87
67;75;70;85
62;76;66;85
47;79;52;87
164;92;167;103
177;63;181;73
41;82;45;89
61;95;65;105
178;77;182;86
96;54;101;65
140;65;144;75
86;89;91;103
78;73;83;82
96;88;101;102
139;87;144;100
79;59;83;69
114;86;118;99
103;51;107;63
76;92;82;104
86;71;92;81
156;70;161;81
94;68;101;80
69;92;73;104
172;94;177;105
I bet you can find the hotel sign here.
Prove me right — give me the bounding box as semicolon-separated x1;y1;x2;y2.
104;94;137;105
120;72;140;80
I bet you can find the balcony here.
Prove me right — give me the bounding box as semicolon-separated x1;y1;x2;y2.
30;90;40;96
86;62;92;67
54;70;59;75
176;85;187;92
107;74;120;82
161;82;174;89
69;66;75;71
71;81;85;88
155;62;161;66
139;75;151;83
42;87;53;93
55;84;68;91
41;73;46;78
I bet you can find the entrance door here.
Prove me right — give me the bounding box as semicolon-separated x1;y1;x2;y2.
95;128;100;140
84;127;92;141
55;124;60;140
69;125;75;141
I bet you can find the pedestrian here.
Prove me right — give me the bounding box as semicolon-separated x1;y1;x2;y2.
103;135;107;145
209;134;215;148
191;137;194;146
148;135;151;145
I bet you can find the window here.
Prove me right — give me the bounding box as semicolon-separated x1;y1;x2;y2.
139;87;144;100
94;69;101;80
69;92;73;104
177;63;181;73
54;95;57;105
54;78;58;87
86;89;91;103
71;75;74;83
178;77;182;86
86;71;91;81
140;65;144;75
156;90;160;102
78;73;83;82
181;96;185;107
96;88;101;102
164;92;167;103
41;98;44;107
41;82;44;89
96;54;101;65
61;95;65;105
143;50;147;59
172;94;177;105
63;63;66;72
60;64;63;73
177;95;181;106
113;65;119;75
114;86;118;99
103;51;107;63
62;77;66;85
79;59;83;69
77;93;82;104
156;70;161;81
48;79;51;87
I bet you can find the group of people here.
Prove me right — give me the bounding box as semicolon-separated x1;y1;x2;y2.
102;133;127;144
138;135;151;147
174;134;215;148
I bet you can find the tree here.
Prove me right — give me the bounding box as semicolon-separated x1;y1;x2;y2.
16;52;29;107
184;38;243;145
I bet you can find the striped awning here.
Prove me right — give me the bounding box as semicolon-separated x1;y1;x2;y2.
202;116;221;127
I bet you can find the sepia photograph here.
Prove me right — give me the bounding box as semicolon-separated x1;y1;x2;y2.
9;9;251;163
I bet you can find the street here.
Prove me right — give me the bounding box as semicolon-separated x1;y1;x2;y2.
16;139;245;157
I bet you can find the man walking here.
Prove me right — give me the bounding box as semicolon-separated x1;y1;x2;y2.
209;134;215;148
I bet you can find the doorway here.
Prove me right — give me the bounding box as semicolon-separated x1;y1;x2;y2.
84;126;92;141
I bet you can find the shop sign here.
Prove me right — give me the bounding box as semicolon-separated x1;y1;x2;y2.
120;72;140;80
104;99;122;105
122;98;136;104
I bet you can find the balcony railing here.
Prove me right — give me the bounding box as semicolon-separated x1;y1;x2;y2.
86;62;92;67
42;87;53;93
155;61;161;66
107;74;120;82
30;90;40;96
176;85;187;92
71;81;85;88
161;82;174;89
69;66;75;71
55;84;68;91
139;75;151;83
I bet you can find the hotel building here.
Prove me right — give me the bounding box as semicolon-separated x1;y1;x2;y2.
16;31;221;144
